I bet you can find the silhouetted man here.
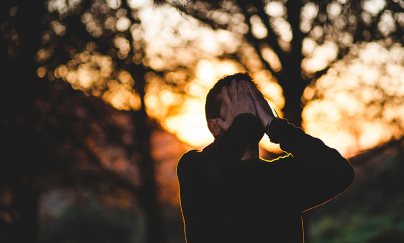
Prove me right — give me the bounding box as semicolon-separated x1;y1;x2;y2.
177;72;354;243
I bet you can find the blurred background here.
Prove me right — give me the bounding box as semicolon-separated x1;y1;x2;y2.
1;0;404;242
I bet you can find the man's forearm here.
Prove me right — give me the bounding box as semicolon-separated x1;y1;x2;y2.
270;119;354;184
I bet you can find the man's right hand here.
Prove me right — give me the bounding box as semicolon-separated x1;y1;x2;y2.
246;82;275;130
215;79;256;131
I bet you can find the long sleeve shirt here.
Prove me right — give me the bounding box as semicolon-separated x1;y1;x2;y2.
177;113;355;243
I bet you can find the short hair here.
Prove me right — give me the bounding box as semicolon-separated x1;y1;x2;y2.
205;72;257;120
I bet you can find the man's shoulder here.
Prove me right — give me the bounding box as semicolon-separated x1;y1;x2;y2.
178;142;216;165
177;149;199;172
179;149;198;163
177;150;203;184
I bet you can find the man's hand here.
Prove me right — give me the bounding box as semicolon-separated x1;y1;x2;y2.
215;79;256;131
246;82;275;129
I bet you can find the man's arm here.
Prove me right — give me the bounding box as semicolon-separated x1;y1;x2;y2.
246;82;354;212
269;119;355;212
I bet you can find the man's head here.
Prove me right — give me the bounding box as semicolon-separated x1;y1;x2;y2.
205;72;258;138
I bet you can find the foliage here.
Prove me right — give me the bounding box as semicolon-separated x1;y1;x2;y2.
303;41;404;155
0;1;167;242
154;0;404;154
305;143;404;243
40;190;145;243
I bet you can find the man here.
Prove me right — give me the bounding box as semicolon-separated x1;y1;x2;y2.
177;72;354;243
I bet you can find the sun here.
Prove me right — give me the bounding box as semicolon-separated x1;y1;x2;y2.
146;58;284;154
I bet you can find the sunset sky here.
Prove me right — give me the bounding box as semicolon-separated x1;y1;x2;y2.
48;0;404;157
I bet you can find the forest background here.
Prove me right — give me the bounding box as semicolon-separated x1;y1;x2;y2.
1;0;404;242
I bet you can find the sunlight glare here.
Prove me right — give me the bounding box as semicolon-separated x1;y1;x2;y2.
265;1;284;18
303;42;404;156
56;51;142;111
301;2;318;20
261;46;282;72
37;67;47;78
302;37;318;56
147;59;242;148
326;2;342;20
363;0;386;16
106;0;121;9
271;18;293;42
302;41;338;73
116;17;131;32
47;0;82;14
154;58;285;153
128;0;148;9
378;11;396;36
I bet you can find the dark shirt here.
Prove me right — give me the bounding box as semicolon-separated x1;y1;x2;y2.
177;114;354;243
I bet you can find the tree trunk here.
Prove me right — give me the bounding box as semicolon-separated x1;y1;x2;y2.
1;1;46;242
130;64;168;243
276;0;307;128
11;186;39;243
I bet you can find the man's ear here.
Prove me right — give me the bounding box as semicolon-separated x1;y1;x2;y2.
208;119;222;137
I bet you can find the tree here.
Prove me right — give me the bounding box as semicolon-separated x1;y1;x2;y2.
0;0;168;242
154;0;404;131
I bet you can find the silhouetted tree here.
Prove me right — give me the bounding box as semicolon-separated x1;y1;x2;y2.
0;1;167;243
157;0;404;127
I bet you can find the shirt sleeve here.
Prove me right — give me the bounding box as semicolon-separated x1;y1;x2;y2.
177;113;261;206
267;119;355;213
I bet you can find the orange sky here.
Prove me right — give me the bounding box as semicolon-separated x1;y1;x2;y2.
45;0;404;158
